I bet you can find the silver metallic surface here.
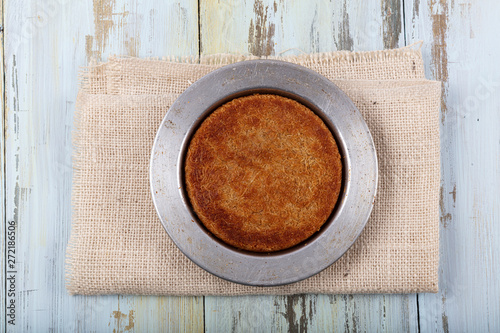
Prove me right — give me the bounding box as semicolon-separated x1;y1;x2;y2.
150;60;378;286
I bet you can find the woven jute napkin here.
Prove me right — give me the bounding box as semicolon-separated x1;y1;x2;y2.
66;45;441;295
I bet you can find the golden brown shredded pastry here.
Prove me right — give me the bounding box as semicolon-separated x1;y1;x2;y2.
185;94;342;252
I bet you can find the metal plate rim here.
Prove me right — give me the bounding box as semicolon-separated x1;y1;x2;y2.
150;59;378;286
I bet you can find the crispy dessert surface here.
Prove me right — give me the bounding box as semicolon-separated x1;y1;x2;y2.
185;94;342;252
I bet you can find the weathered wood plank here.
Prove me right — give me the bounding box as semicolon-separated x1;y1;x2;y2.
205;294;418;332
201;1;418;332
8;0;497;331
405;0;500;331
3;0;202;331
200;0;405;56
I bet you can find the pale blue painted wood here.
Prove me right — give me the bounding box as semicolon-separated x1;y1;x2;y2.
205;294;418;332
4;0;499;331
405;0;500;332
201;0;405;56
3;0;203;332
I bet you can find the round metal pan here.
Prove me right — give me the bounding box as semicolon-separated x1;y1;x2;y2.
150;59;377;286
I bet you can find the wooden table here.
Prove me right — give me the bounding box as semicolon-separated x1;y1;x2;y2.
2;0;499;331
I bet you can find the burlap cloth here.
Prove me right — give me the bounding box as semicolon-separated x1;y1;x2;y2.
66;45;441;295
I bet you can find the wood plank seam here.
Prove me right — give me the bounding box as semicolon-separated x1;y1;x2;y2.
198;0;202;60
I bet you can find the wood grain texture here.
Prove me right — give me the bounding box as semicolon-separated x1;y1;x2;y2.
405;0;500;331
3;0;203;331
200;0;405;56
2;0;499;331
201;1;418;332
205;294;418;332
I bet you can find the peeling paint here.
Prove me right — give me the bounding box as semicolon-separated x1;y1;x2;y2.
429;0;449;121
336;2;353;51
343;295;359;332
298;296;307;331
450;184;456;205
230;310;238;333
4;106;10;140
381;0;402;49
280;295;317;331
439;183;455;224
442;313;449;332
413;0;421;20
85;35;94;61
111;309;135;332
439;185;445;214
248;0;275;56
442;295;449;333
124;36;140;57
441;213;452;228
124;310;135;331
459;3;474;38
282;296;297;331
88;0;132;60
92;0;117;60
112;310;127;320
